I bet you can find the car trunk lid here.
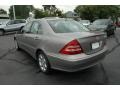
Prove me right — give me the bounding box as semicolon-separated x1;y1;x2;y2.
56;32;106;55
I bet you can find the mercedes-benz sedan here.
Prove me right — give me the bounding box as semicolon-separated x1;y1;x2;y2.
15;18;107;74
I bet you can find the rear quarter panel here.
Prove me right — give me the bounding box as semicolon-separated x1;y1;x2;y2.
36;34;73;56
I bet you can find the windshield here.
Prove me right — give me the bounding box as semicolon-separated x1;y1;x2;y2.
47;19;90;33
93;19;110;25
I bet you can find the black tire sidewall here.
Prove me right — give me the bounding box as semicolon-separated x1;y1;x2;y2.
0;30;4;36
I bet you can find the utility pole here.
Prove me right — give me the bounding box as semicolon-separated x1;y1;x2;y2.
13;5;16;20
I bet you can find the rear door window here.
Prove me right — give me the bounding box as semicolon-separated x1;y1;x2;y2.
30;22;40;34
22;22;32;33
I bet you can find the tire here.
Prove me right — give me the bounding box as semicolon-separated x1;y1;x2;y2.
0;30;4;36
37;51;51;74
106;31;110;37
112;30;115;35
106;30;114;36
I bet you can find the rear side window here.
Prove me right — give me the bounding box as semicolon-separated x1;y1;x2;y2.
30;22;40;34
47;19;89;33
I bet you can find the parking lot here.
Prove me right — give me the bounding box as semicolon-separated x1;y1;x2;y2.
0;28;120;85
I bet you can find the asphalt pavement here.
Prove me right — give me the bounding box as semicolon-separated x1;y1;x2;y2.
0;29;120;85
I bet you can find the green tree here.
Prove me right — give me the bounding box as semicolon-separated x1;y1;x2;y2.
42;5;55;16
42;5;63;16
9;5;34;19
74;5;120;22
34;5;63;18
34;8;46;18
0;9;7;14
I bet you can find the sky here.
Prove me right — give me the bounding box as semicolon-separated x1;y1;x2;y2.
0;5;76;13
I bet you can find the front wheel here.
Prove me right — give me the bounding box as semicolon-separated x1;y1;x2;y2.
37;51;51;74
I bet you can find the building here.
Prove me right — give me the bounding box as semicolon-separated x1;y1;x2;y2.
0;14;9;19
65;11;79;18
65;11;81;21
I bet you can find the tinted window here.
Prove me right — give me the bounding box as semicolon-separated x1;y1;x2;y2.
38;24;43;34
0;17;9;19
30;22;40;34
14;20;26;24
48;19;89;33
7;20;14;25
22;22;32;33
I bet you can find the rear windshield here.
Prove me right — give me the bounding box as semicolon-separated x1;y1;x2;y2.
47;19;90;33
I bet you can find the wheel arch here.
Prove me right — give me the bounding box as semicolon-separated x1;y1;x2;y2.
35;49;44;59
20;26;24;30
0;28;5;32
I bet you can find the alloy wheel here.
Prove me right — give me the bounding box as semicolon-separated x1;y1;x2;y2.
38;54;48;72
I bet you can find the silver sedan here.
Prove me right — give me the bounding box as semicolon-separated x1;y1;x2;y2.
15;18;107;74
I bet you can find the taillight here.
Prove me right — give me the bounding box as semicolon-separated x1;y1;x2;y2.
59;39;83;55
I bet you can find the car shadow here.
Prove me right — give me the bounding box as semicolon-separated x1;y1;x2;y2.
2;48;109;85
0;31;17;37
37;62;109;85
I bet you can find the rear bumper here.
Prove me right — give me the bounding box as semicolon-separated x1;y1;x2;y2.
47;46;107;72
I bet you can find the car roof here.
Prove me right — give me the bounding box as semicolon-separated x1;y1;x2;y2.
43;17;63;21
32;18;73;22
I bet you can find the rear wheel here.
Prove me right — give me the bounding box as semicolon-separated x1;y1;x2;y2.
112;30;115;35
106;30;114;36
0;30;4;36
37;51;51;74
